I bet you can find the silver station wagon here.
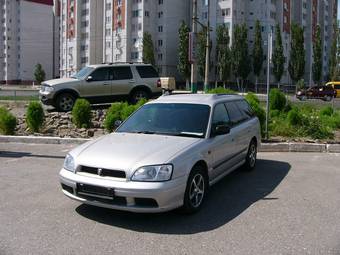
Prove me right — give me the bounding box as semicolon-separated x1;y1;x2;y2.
59;94;261;213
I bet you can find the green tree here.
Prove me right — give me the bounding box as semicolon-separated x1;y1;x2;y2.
272;23;285;88
288;23;305;84
231;24;251;91
142;32;155;66
196;27;213;80
177;21;191;90
312;25;323;85
252;20;264;92
34;63;46;85
329;24;338;81
215;25;231;87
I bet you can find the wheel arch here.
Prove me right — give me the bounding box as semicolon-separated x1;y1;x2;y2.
129;85;152;96
53;89;80;102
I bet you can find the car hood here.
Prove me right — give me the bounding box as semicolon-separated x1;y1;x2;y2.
73;133;201;176
43;78;80;86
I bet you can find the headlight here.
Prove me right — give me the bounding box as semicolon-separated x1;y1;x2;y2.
63;154;75;172
131;164;173;182
41;85;54;93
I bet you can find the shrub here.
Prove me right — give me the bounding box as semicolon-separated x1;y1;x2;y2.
269;88;286;111
0;107;17;135
26;101;44;132
120;102;137;121
296;79;305;90
287;107;303;126
304;117;333;140
245;92;260;105
71;99;92;128
270;109;281;118
207;87;237;94
104;103;124;132
319;106;334;117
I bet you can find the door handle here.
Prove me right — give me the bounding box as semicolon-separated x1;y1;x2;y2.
103;83;110;86
129;80;135;83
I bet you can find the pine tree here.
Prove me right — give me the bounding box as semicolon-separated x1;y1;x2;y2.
329;24;339;81
231;24;251;91
216;25;231;87
272;23;285;88
312;25;322;85
142;32;155;66
177;21;191;90
288;23;305;84
252;20;264;92
34;63;46;85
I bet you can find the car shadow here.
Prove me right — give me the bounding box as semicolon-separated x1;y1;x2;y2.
75;159;290;235
0;151;65;159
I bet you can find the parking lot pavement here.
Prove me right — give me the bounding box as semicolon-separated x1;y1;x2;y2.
0;143;340;255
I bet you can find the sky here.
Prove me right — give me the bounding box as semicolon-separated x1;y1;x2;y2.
338;1;340;20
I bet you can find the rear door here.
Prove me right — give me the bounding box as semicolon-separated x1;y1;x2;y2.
81;67;113;100
111;66;134;96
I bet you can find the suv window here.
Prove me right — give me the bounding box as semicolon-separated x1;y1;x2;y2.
90;67;112;81
235;100;254;119
112;66;133;80
212;104;230;128
136;66;159;78
224;101;245;126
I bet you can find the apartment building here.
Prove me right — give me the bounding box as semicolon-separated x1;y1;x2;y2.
0;0;59;84
60;0;190;77
199;0;337;85
59;0;103;77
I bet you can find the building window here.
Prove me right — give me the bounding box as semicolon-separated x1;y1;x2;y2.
158;26;163;32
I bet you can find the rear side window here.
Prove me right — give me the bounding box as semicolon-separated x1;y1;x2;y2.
235;100;254;119
112;67;133;80
212;104;230;128
136;66;159;78
333;85;340;89
224;101;245;126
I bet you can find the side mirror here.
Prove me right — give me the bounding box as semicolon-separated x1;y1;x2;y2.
114;120;122;128
86;76;93;82
211;124;230;137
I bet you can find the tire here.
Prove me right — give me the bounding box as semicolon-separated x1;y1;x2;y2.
243;139;257;171
55;93;76;112
130;89;150;104
326;96;332;102
181;165;208;214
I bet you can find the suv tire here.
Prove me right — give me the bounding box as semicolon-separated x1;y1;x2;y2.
181;165;208;214
55;92;76;112
130;89;150;104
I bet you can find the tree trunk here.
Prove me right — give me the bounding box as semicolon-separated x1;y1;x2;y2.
277;81;280;89
255;76;258;93
185;79;190;91
215;80;218;88
236;77;240;91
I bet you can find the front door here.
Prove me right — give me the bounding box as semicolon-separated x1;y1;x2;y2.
208;103;237;181
80;67;113;101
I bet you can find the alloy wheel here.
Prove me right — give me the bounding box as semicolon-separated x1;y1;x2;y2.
189;174;205;208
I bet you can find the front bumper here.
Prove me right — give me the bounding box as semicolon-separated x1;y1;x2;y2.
59;168;187;213
39;91;54;106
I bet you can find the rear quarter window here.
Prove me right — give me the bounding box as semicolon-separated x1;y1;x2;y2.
235;100;254;119
224;101;245;126
136;66;159;78
334;85;340;89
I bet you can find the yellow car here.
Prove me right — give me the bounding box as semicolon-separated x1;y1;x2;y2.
326;82;340;98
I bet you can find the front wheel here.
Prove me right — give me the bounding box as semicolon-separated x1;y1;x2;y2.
243;140;257;171
55;93;75;112
181;165;208;214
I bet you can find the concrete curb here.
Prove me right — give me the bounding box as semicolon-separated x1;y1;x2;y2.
0;135;340;153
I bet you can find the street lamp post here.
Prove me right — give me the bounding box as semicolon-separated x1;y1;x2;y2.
191;0;198;93
204;0;210;93
265;30;273;140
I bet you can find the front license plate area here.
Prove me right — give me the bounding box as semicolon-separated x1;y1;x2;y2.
77;183;114;199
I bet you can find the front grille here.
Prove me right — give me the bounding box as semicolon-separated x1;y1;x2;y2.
79;166;126;179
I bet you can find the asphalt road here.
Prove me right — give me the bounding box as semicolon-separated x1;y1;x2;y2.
0;143;340;255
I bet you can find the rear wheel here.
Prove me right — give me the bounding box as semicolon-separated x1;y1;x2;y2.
243;140;257;171
130;89;150;104
181;165;208;214
55;93;75;112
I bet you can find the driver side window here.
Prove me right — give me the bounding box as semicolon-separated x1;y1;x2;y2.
212;103;230;129
89;68;112;81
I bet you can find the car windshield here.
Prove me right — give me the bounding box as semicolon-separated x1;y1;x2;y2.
116;103;211;138
71;66;94;79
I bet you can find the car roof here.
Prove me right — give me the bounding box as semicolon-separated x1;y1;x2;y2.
149;93;244;106
88;63;152;68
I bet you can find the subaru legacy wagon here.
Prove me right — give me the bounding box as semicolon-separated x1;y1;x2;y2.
59;94;261;213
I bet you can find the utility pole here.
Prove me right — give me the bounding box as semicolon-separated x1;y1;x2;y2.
265;30;273;140
191;0;198;93
204;0;210;93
